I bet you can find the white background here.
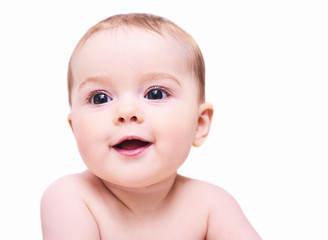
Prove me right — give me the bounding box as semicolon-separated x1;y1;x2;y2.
0;0;327;239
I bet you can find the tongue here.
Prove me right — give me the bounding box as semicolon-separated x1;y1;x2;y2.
116;140;149;150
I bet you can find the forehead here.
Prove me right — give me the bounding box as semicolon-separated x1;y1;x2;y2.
70;27;192;78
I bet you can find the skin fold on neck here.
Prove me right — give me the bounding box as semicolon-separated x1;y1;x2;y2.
100;173;179;217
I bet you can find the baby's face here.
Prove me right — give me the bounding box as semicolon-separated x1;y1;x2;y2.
69;28;202;188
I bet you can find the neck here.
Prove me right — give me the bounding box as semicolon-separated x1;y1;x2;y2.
101;173;178;216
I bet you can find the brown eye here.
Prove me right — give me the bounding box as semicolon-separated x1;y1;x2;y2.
92;93;111;104
145;88;168;100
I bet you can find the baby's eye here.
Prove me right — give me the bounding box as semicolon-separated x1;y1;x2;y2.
89;92;112;104
145;88;169;100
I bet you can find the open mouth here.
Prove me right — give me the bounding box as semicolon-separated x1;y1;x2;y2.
113;138;152;157
114;139;151;150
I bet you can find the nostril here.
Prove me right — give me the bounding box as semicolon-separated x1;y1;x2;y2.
115;114;142;125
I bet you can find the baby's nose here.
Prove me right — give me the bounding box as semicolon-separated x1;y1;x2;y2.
114;103;144;125
117;115;140;124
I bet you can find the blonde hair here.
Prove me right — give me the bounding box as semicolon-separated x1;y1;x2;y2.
68;13;205;105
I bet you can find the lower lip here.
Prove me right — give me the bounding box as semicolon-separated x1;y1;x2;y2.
113;143;152;157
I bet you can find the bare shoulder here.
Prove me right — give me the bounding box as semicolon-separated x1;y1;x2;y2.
176;175;261;240
175;175;237;203
40;171;101;240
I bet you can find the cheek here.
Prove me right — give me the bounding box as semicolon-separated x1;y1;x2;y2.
73;108;111;135
152;106;198;159
71;112;109;158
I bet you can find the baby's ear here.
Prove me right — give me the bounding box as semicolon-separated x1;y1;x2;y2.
67;113;74;133
193;102;214;147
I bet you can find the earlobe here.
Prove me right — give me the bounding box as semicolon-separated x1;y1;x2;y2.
67;113;74;133
193;102;214;147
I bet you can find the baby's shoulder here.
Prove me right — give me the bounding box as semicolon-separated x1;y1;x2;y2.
177;176;261;239
179;176;244;219
176;175;235;204
40;171;99;219
41;171;103;239
42;171;100;197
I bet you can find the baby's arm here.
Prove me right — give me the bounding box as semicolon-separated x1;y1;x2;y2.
40;175;100;240
206;187;261;240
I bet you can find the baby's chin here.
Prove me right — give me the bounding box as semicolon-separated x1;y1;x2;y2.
98;171;178;191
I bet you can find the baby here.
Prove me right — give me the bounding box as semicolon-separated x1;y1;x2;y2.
41;13;261;240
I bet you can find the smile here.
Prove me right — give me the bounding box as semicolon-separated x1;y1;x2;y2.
113;138;152;157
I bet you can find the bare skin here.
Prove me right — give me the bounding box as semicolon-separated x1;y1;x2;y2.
41;171;261;239
41;24;261;239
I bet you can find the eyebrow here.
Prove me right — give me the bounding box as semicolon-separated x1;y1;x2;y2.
142;72;181;86
78;76;110;90
78;72;181;90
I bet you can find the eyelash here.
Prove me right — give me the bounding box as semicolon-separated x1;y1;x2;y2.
86;89;111;104
85;86;172;104
144;86;172;100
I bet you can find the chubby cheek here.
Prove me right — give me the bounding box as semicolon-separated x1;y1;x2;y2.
152;106;198;166
71;111;109;163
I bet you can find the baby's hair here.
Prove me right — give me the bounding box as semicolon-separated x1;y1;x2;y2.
67;13;205;105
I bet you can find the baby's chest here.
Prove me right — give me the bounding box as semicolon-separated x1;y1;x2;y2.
95;206;208;240
98;216;207;240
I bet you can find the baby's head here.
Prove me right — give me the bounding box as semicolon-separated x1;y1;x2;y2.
68;13;205;106
67;13;213;188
